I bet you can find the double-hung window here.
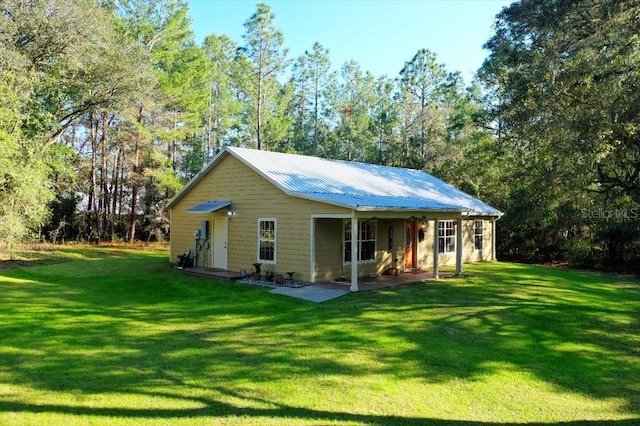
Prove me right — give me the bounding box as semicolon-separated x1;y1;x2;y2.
344;219;376;262
258;218;276;263
438;220;456;254
474;220;484;251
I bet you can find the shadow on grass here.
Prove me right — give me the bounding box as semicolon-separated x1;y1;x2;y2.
369;263;640;414
0;399;638;425
0;256;639;423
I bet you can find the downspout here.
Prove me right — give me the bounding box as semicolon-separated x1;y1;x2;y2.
492;217;498;261
455;212;464;276
310;216;316;283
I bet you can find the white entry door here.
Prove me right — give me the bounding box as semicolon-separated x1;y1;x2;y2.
212;218;228;270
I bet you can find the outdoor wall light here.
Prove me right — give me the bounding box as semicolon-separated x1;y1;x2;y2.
227;210;235;219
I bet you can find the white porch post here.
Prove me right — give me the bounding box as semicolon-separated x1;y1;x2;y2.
456;214;464;276
433;217;439;279
309;216;316;283
492;217;497;261
350;216;359;291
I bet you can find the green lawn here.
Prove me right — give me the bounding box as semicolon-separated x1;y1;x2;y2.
1;246;639;425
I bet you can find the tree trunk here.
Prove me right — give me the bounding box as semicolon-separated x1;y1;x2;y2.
129;106;143;243
257;74;263;150
313;76;319;152
90;113;101;243
101;113;110;242
110;143;121;241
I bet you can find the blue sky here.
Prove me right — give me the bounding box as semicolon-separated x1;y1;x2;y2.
187;0;513;84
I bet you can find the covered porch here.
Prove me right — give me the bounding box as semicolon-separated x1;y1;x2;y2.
310;211;496;292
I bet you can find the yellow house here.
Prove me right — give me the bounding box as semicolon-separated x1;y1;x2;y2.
167;147;502;291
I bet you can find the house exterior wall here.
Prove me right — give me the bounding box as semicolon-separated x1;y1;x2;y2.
313;218;343;281
413;218;495;269
170;154;350;282
312;214;495;282
170;153;498;283
313;218;403;282
462;218;495;263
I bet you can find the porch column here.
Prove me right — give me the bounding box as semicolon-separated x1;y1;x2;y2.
433;217;439;279
309;217;316;283
492;217;497;261
350;216;359;291
455;214;464;276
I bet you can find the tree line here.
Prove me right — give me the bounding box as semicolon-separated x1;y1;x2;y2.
1;0;638;273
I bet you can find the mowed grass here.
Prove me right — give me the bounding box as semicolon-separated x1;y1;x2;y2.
1;246;639;425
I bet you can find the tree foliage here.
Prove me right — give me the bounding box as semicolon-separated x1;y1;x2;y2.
0;0;146;246
238;3;290;150
6;0;635;272
481;0;640;270
0;0;500;246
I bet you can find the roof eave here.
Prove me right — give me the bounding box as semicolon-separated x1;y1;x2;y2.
285;192;358;210
286;191;475;214
353;206;463;213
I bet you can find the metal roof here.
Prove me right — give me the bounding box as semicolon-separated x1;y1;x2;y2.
228;147;502;216
186;200;231;213
167;147;502;217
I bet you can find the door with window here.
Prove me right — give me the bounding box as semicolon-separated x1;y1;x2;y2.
405;220;416;270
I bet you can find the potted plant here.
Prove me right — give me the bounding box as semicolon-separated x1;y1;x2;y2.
265;268;274;282
386;258;400;276
253;263;262;280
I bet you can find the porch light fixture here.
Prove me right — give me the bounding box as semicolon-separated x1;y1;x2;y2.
227;210;235;219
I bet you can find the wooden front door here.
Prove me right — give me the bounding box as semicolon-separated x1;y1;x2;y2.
405;220;416;270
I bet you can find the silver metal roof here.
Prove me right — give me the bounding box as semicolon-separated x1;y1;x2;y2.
228;147;502;216
186;200;231;213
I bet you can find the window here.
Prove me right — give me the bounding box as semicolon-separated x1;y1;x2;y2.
258;219;276;263
474;220;484;251
344;219;376;262
438;220;456;254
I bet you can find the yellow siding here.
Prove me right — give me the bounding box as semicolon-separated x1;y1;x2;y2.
170;153;498;282
462;218;495;263
314;218;344;281
170;154;349;282
413;218;495;268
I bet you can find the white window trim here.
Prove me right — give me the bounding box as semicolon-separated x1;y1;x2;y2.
474;220;484;251
257;218;277;264
438;220;456;254
343;219;377;264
